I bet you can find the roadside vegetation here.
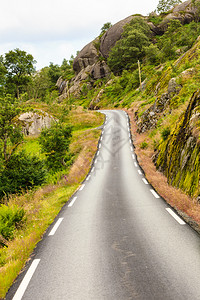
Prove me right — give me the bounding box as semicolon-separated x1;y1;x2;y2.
0;48;103;298
2;0;200;297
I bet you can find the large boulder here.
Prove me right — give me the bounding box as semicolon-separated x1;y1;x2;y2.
73;40;99;74
19;111;56;136
99;15;134;58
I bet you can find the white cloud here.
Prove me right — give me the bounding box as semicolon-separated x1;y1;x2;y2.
0;0;159;68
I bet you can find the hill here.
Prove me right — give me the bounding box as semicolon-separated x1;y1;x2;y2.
57;0;200;215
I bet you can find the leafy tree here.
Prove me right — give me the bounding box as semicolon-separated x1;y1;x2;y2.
48;62;62;90
27;67;51;101
0;96;24;165
39;123;72;170
108;17;151;74
0;56;7;96
100;22;112;35
157;0;182;13
3;49;36;98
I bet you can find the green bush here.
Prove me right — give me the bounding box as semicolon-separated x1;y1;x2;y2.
0;204;25;242
39;123;72;171
0;151;46;199
161;127;171;140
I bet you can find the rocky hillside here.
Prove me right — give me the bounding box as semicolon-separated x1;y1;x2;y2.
58;0;200;200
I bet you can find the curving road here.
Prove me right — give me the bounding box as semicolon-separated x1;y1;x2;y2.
7;110;200;299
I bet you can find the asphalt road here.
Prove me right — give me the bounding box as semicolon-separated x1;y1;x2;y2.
7;110;200;300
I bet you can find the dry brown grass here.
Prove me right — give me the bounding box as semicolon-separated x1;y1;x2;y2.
126;109;200;231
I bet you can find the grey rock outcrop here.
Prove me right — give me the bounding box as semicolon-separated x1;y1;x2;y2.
73;40;99;74
19;111;56;136
137;78;182;133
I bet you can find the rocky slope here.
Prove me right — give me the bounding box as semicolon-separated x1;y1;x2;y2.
57;0;198;99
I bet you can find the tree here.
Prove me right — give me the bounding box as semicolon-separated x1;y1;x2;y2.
4;48;36;98
39;123;72;170
108;17;151;73
100;22;112;35
157;0;182;13
0;96;24;165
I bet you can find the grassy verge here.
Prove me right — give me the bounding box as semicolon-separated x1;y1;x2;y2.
127;109;200;232
0;108;104;299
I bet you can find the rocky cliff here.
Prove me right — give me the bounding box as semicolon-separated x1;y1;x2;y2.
155;90;200;198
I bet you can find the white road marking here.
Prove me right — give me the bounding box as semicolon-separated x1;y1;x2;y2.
86;175;91;181
138;170;142;175
142;178;148;185
128;128;130;132
79;184;85;191
97;151;100;156
102;130;104;134
99;143;101;148
129;140;132;145
12;259;40;300
68;196;77;207
91;167;95;172
95;159;97;164
132;154;135;159
134;162;138;167
130;147;133;152
48;218;64;236
166;208;186;225
150;189;160;199
100;136;103;141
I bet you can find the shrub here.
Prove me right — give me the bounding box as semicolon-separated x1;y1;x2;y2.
161;127;171;140
140;141;148;149
0;204;26;242
39;123;72;171
0;151;46;199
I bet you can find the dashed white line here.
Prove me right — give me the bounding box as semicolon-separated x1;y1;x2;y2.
166;208;186;225
130;146;133;152
91;167;95;172
99;143;101;148
129;140;132;145
86;175;91;181
68;196;77;207
134;162;138;167
12;259;40;300
97;151;100;156
132;154;135;159
150;189;160;199
48;218;64;236
138;170;142;175
79;184;85;191
142;178;148;185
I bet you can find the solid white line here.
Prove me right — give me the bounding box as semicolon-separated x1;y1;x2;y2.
79;184;85;191
166;208;186;225
12;259;40;300
142;178;148;185
132;154;135;159
68;196;77;207
134;162;138;167
138;170;142;175
150;189;160;199
48;218;64;236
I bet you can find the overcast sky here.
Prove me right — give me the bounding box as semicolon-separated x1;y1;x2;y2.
0;0;159;69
